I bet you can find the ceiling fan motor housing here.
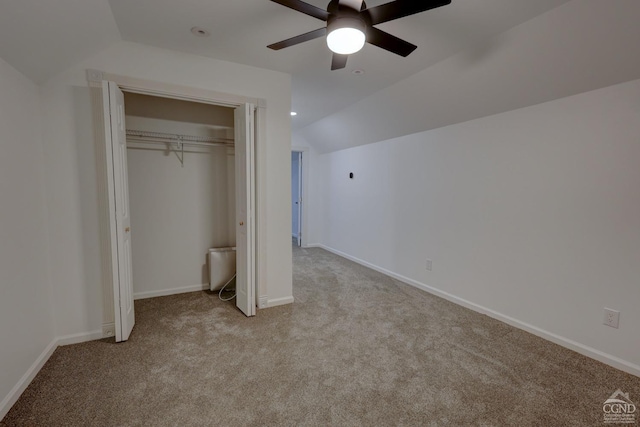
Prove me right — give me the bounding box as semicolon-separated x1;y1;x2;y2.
327;13;367;37
326;13;367;54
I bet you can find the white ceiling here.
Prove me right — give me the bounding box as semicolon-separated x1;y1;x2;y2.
0;0;572;131
0;0;120;84
107;0;571;129
299;0;640;152
6;0;637;153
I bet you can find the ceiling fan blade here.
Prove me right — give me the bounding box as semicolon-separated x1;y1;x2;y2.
268;28;328;50
331;53;348;70
338;0;364;11
365;0;451;25
270;0;330;21
366;27;417;57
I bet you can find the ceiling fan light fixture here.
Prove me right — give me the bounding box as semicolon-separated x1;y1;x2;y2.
326;16;366;55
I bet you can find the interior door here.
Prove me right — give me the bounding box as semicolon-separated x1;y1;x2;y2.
102;81;135;341
234;103;256;317
292;152;302;247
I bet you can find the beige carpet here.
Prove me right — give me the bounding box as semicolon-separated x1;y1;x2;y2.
2;246;639;426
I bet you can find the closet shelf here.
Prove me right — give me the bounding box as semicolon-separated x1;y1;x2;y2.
126;129;234;147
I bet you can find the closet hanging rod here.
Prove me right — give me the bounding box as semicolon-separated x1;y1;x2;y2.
125;129;234;146
126;135;231;149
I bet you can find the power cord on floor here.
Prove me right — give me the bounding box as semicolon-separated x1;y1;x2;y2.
218;273;237;301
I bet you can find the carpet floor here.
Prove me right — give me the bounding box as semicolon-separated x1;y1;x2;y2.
2;246;639;426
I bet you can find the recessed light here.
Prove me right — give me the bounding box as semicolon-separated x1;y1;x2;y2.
290;112;298;116
352;69;365;75
191;27;210;37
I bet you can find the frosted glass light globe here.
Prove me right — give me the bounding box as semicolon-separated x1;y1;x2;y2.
327;27;366;55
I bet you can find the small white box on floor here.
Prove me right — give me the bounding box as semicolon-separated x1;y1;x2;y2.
209;247;236;291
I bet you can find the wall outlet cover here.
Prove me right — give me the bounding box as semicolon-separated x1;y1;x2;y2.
603;308;620;329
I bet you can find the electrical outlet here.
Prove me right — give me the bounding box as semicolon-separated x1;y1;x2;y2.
426;259;432;271
603;308;620;329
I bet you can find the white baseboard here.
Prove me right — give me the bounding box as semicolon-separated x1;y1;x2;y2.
0;292;278;420
0;288;288;419
134;284;209;300
317;244;640;378
102;322;115;339
57;329;105;346
266;296;295;308
5;242;634;420
0;327;120;419
303;243;321;248
0;339;58;420
258;296;268;309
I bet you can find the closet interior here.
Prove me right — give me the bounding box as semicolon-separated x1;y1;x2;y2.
123;92;236;299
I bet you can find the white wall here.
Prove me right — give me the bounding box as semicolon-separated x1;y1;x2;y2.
128;144;234;298
316;79;640;373
127;140;235;298
0;58;54;416
39;41;293;337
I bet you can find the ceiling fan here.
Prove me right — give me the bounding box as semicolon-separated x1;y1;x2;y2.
267;0;452;70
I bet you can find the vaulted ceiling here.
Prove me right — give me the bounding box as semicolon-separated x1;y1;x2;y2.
1;0;639;152
106;0;570;130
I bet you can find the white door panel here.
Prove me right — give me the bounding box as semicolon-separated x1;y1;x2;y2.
234;103;256;317
103;81;135;341
296;152;302;247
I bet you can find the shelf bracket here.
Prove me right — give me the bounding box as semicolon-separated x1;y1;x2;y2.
172;137;184;167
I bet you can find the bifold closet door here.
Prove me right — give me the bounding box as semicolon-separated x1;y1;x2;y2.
234;103;256;317
102;81;136;341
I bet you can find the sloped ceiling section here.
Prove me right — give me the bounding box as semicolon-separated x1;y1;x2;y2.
0;0;121;83
298;0;640;153
107;0;570;130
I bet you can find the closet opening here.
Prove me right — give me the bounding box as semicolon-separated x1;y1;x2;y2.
291;151;302;247
100;78;258;342
290;146;309;251
123;92;237;301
